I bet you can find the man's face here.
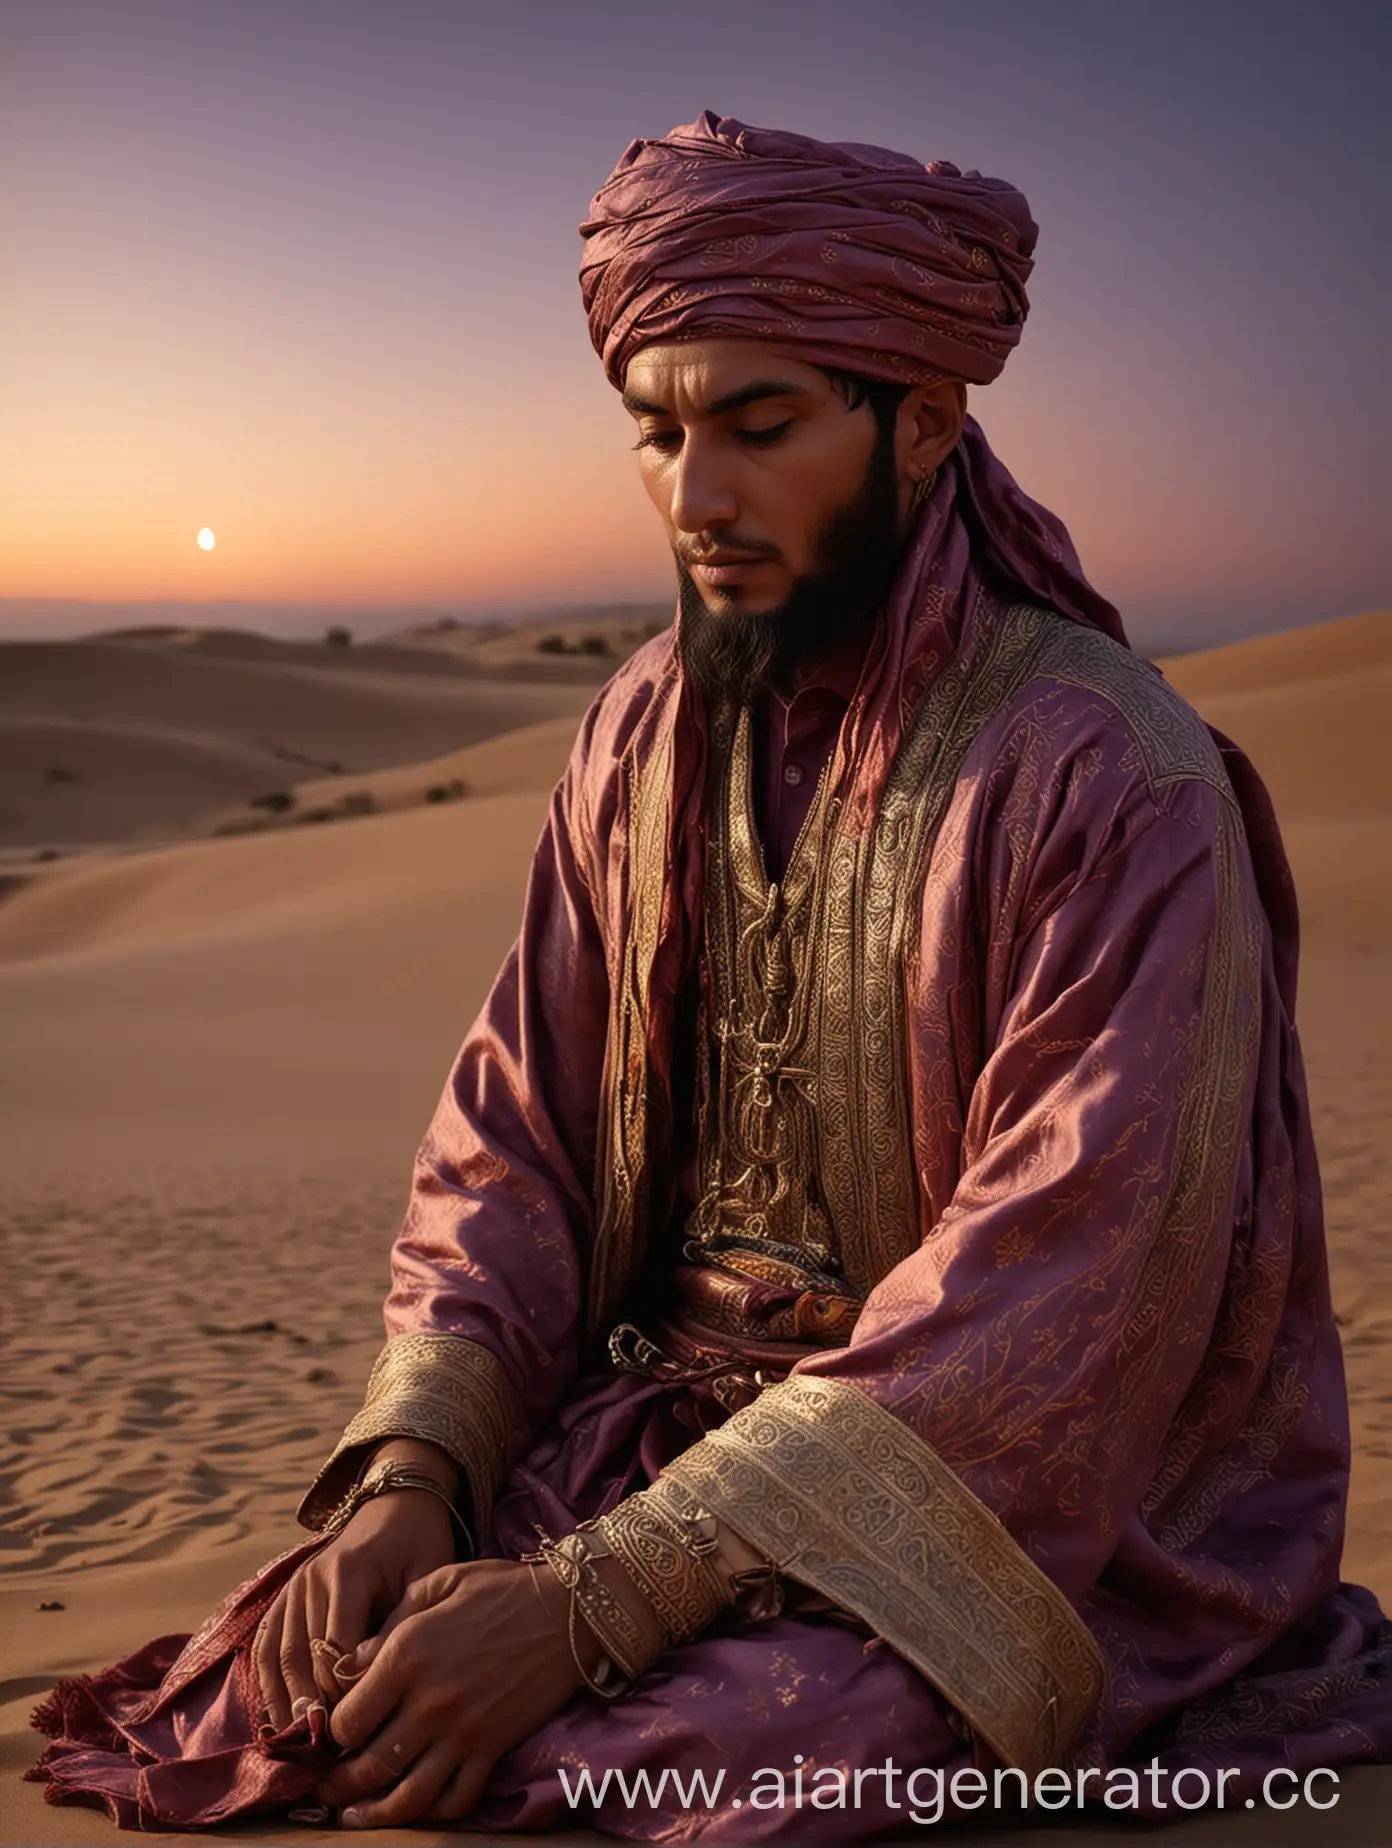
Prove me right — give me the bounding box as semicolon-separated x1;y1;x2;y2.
623;339;904;698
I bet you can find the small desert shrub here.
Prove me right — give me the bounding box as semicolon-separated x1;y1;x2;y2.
248;790;295;814
337;791;377;817
325;625;353;648
578;633;609;657
45;766;78;784
537;634;566;654
424;780;466;805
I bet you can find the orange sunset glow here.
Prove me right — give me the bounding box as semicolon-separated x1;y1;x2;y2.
1;3;1386;651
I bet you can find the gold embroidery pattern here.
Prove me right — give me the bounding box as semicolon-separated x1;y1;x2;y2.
1150;1354;1310;1553
1030;621;1238;809
665;1374;1106;1776
298;1332;525;1533
1175;1657;1380;1748
588;675;680;1336
816;598;1056;1293
1139;1206;1308;1551
693;703;840;1263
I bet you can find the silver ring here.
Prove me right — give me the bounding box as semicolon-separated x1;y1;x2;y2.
392;1742;404;1759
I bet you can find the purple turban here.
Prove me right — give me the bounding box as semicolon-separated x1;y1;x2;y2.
580;111;1037;391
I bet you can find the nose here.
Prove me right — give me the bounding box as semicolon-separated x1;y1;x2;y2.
668;432;738;535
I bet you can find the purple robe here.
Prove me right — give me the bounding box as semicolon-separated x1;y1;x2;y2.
30;451;1392;1839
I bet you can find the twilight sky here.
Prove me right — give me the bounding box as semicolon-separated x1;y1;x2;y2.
1;0;1387;652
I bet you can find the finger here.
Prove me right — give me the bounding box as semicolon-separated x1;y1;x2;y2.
277;1569;322;1725
310;1636;348;1705
301;1570;340;1705
331;1630;385;1688
327;1631;412;1753
424;1754;492;1823
318;1706;416;1807
317;1570;373;1700
254;1593;291;1733
341;1740;462;1831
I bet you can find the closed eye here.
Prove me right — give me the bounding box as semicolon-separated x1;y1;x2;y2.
737;421;793;448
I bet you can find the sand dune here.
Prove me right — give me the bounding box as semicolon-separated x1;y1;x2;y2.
0;789;548;966
3;609;1391;1843
392;601;670;670
203;713;583;839
1159;606;1390;698
0;634;595;853
1160;609;1392;826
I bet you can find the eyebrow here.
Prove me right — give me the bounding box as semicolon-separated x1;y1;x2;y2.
620;378;812;419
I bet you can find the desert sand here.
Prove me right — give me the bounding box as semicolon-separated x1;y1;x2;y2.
2;608;1389;1844
0;611;664;857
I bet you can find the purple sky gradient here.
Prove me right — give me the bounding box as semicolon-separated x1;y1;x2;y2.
1;0;1387;652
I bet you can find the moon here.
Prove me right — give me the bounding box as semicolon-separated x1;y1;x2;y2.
197;527;216;551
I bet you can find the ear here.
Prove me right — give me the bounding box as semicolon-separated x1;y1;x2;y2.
897;378;967;485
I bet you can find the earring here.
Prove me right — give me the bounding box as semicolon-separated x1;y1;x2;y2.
911;467;938;514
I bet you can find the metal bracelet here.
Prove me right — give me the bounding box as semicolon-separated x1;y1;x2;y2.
527;1527;663;1699
321;1461;470;1553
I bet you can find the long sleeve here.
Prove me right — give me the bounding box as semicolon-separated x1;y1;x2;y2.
667;764;1265;1771
830;772;1265;1581
299;698;616;1536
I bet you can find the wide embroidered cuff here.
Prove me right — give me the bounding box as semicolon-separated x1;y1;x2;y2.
664;1374;1106;1776
297;1332;525;1537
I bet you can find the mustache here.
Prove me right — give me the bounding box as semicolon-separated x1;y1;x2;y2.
674;535;782;569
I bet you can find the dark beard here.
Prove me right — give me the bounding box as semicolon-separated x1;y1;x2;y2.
676;421;903;705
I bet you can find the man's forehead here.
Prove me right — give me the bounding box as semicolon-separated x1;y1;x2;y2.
621;339;830;413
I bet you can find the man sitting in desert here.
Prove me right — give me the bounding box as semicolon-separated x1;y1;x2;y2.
33;112;1392;1838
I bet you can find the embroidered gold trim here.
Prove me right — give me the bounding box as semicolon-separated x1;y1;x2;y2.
588;678;679;1335
665;1374;1106;1775
297;1332;524;1534
597;1477;732;1647
816;598;1056;1293
1033;620;1239;808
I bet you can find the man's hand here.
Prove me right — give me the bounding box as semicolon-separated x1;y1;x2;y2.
255;1442;459;1730
315;1557;582;1827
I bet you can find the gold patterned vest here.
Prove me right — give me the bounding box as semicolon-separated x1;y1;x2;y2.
676;701;863;1346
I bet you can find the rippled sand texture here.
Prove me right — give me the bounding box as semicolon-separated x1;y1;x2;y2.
2;1182;403;1581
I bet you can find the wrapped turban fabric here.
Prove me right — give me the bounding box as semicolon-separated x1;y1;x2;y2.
582;111;1035;389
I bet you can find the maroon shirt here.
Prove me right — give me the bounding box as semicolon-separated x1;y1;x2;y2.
750;626;868;882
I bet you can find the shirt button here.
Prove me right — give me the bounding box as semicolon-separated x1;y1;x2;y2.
783;763;805;787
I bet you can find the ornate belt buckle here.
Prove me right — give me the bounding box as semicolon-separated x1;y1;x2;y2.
608;1322;668;1376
